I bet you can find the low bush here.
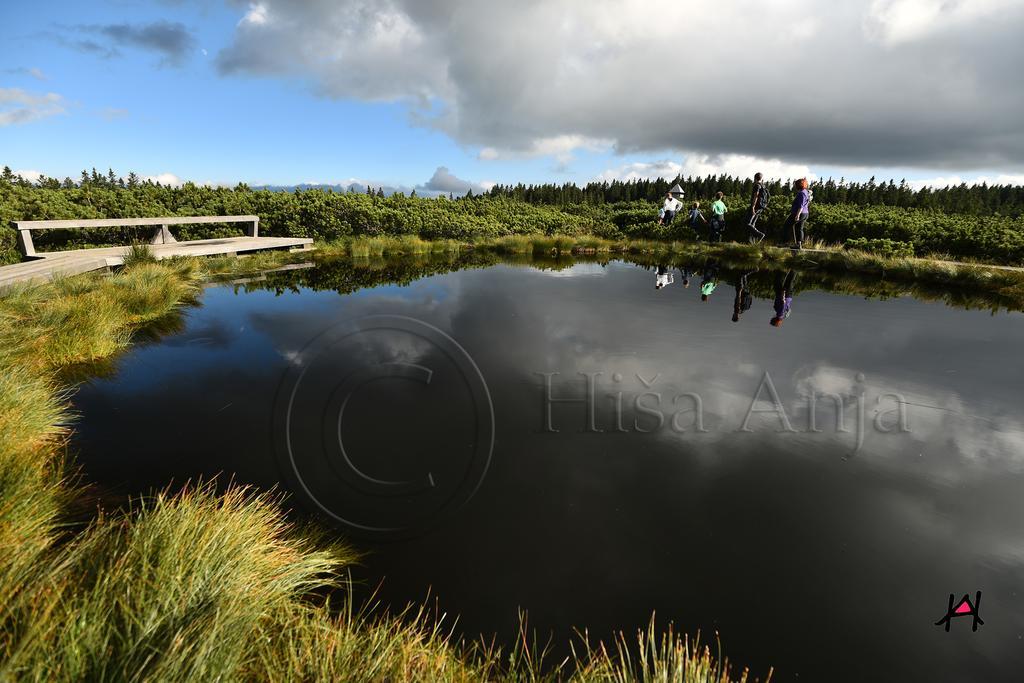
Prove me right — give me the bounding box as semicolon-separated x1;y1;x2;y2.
843;237;915;259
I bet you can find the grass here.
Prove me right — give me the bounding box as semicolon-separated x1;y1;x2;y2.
0;254;766;681
210;232;1024;310
120;243;158;269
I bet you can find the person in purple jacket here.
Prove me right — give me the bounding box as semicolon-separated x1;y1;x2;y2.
770;269;796;327
784;178;811;249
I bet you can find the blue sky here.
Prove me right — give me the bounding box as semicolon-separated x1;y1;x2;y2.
2;1;1022;191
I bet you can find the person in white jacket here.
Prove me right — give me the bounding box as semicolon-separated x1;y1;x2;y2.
655;264;675;289
658;192;683;225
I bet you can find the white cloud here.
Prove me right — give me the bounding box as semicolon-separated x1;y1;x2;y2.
530;263;608;278
907;174;1024;190
240;3;269;27
214;0;1024;170
597;160;683;183
480;135;613;164
144;173;183;186
13;169;43;183
599;153;815;183
865;0;1020;45
0;88;66;126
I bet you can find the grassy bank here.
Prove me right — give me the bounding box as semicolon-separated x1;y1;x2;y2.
274;234;1024;311
0;257;765;681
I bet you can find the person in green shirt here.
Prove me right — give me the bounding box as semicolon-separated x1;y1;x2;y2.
700;259;719;302
710;192;727;242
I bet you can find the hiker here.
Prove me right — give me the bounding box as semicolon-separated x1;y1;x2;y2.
658;191;683;225
784;179;811;249
732;270;755;322
700;260;719;302
688;202;707;237
770;269;796;327
655;264;675;289
709;192;727;242
747;173;769;243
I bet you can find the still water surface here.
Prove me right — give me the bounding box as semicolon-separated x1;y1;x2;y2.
72;257;1024;681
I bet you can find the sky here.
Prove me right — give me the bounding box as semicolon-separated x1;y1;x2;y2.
1;0;1023;192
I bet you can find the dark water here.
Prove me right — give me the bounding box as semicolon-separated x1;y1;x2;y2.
72;257;1024;681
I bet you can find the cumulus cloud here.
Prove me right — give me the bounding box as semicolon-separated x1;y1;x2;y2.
417;166;488;195
864;0;1020;45
65;21;197;66
598;153;815;182
906;174;1024;190
144;172;184;186
12;170;44;183
0;88;66;126
480;135;613;164
214;0;1024;171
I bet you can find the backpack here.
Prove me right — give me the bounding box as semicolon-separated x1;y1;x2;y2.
757;183;771;210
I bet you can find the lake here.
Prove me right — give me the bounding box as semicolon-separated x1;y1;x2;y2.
71;254;1024;681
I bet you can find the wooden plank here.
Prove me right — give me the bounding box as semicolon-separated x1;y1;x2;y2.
0;236;314;288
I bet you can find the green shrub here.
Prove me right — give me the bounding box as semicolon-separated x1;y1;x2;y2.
844;237;915;259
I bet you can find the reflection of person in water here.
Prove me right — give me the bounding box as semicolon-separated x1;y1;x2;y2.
770;270;796;326
732;270;755;322
700;260;720;302
655;264;675;289
679;265;693;288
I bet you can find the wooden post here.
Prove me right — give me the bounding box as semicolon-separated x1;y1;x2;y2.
148;224;177;245
15;226;36;257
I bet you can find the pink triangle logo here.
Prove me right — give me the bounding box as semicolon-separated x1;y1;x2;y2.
935;591;984;632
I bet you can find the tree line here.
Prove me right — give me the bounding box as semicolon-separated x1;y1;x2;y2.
6;166;1023;217
485;175;1024;217
2;165;1023;266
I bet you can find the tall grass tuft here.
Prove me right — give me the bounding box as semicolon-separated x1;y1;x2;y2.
121;243;157;269
21;486;351;681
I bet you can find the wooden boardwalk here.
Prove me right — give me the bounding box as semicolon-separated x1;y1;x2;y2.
0;236;313;288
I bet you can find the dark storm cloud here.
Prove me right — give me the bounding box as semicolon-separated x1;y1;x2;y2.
214;0;1024;170
63;21;197;66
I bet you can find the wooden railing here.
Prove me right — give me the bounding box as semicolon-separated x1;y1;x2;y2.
12;215;260;257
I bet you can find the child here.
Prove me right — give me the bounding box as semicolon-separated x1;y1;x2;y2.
732;271;754;323
710;192;727;242
688;202;707;235
699;259;719;301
